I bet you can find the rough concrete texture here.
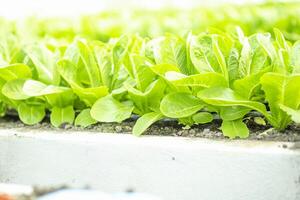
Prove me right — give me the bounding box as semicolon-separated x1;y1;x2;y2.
0;128;300;200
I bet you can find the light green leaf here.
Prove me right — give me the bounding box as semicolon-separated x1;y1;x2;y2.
212;37;228;83
257;33;277;62
238;36;268;78
17;103;45;125
124;54;155;91
77;40;101;87
227;48;240;83
0;101;5;117
274;28;288;50
0;64;32;81
46;90;75;108
93;42;113;88
127;79;165;114
150;64;180;77
152;36;190;74
2;79;30;100
170;72;227;89
260;73;300;129
220;106;250;121
160;92;204;118
133;112;163;136
221;119;249;139
73;86;109;106
290;41;300;74
192;112;213;124
90;96;134;123
57;59;80;88
165;71;187;81
25;44;58;84
112;35;130;85
189;34;216;73
235;26;245;44
233;70;268;99
239;38;252;77
254;117;266;126
198;87;269;119
75;108;97;127
23;80;70;97
279;104;300;123
58;59;108;106
50;106;75;127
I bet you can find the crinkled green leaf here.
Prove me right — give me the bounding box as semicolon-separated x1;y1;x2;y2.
25;44;58;84
57;59;80;88
212;37;229;83
58;59;108;106
227;48;240;83
152;35;191;74
261;73;300;129
257;33;277;62
124;54;155;91
189;34;218;73
127;79;165;114
233;69;268;99
77;40;101;87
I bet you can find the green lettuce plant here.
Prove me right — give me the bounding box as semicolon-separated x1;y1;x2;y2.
1;7;300;138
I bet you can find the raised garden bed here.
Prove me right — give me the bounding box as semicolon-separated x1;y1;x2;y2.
1;2;300;200
1;2;300;138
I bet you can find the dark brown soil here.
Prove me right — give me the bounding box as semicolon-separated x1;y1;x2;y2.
0;115;300;142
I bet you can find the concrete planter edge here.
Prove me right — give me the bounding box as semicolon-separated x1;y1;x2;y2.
0;128;300;200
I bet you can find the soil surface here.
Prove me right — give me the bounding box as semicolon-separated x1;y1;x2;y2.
0;115;300;142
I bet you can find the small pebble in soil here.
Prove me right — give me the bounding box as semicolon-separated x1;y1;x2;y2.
188;129;196;135
115;126;123;133
176;130;184;136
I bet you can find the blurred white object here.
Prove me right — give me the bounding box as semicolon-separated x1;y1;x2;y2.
0;0;265;19
0;183;33;199
113;192;162;200
38;189;162;200
38;190;113;200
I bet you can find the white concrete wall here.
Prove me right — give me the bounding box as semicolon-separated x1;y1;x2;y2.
0;129;300;200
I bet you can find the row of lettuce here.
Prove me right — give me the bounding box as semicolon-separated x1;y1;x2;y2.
1;2;300;42
0;27;300;138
